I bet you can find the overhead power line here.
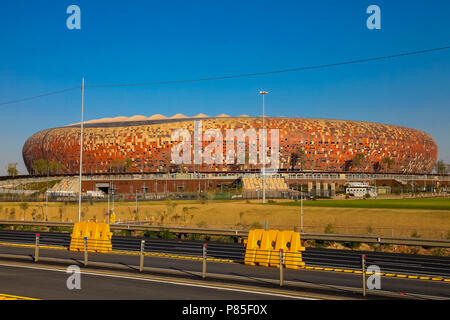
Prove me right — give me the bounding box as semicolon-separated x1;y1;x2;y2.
87;45;450;88
1;45;449;106
0;86;80;106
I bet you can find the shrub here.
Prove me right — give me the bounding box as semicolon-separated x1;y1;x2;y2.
411;230;421;238
158;229;175;240
197;221;207;228
409;247;420;255
251;222;263;229
144;231;158;238
188;234;202;241
324;223;334;234
343;241;361;249
432;248;444;256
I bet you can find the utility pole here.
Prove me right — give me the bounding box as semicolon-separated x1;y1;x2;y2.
45;190;48;221
107;185;110;224
259;91;268;204
362;254;366;297
300;183;303;233
135;189;138;219
111;182;116;220
78;77;85;222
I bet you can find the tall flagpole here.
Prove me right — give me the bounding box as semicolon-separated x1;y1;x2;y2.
78;77;85;222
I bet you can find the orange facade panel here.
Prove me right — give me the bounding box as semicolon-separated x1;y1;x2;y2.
22;117;438;174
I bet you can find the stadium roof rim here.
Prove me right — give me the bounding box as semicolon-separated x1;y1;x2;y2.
62;115;423;131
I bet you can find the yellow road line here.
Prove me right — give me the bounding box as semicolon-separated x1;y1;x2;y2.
0;261;336;300
0;293;38;300
0;242;64;251
1;242;448;283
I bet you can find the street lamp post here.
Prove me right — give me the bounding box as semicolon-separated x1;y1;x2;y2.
107;186;110;224
259;91;268;204
78;77;85;222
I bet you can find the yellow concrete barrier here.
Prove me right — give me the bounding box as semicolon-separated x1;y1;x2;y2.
244;229;264;266
69;222;87;251
285;231;306;269
245;229;305;269
256;230;278;267
269;230;292;267
69;222;112;253
86;222;99;250
96;223;113;253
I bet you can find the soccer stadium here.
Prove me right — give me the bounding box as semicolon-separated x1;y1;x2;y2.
16;113;445;198
22;114;438;174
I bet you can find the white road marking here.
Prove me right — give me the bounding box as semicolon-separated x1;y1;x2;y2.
0;262;318;300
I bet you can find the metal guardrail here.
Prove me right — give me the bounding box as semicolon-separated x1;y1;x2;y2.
301;233;450;248
0;220;449;248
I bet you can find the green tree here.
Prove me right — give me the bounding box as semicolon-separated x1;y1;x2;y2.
124;158;133;172
32;159;48;175
58;207;65;222
19;202;29;220
324;223;335;234
435;160;448;174
48;161;65;174
382;157;394;172
295;148;306;170
7;163;18;177
289;147;306;170
182;207;189;223
9;208;15;220
352;153;365;169
31;159;65;175
110;160;125;172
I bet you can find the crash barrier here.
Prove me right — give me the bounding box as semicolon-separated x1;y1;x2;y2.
244;229;305;269
69;222;113;253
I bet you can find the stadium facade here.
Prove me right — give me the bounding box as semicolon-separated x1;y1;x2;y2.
22;114;438;175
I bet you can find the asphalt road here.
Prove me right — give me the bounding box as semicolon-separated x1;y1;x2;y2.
0;263;311;300
1;229;449;277
0;245;448;299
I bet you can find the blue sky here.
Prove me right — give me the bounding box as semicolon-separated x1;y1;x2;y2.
0;0;449;174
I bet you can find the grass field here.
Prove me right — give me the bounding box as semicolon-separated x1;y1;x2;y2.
0;197;449;239
273;197;450;211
